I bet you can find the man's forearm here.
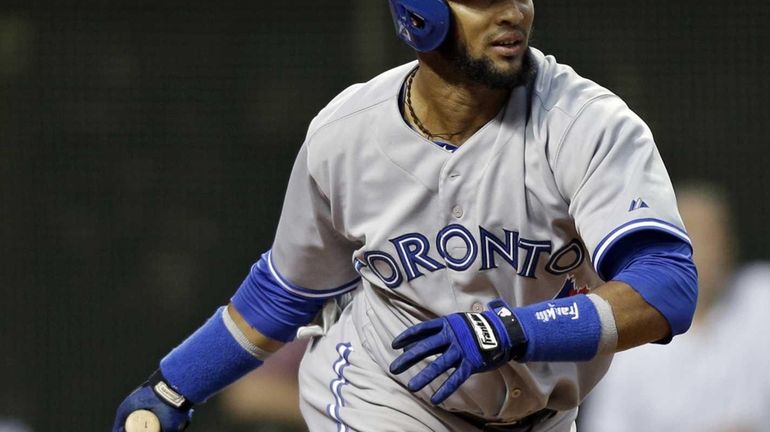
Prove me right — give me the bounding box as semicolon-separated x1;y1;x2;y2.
594;281;670;351
227;302;285;353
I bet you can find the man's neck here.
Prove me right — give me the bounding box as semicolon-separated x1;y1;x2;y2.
405;59;511;146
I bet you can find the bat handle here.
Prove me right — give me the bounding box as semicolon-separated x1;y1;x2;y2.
125;409;161;432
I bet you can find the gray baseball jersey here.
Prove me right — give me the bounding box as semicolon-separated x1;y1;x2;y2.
270;48;687;431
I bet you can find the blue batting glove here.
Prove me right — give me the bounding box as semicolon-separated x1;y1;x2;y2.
113;371;194;432
389;299;527;405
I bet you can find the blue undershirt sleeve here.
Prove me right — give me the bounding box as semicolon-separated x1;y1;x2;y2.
597;230;698;341
231;250;359;342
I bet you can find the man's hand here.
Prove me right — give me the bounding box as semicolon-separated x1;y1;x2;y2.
113;372;193;432
389;299;527;404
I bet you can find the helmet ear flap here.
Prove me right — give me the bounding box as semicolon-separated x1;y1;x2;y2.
388;0;451;52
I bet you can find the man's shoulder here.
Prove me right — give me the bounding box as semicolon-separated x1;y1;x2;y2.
307;61;415;139
300;62;414;180
527;48;646;161
529;47;619;119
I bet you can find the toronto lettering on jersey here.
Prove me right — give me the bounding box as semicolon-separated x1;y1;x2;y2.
356;224;586;289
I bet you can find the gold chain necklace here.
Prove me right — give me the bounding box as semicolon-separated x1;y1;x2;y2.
404;68;468;142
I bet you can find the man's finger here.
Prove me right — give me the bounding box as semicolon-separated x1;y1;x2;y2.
389;332;449;374
391;319;445;349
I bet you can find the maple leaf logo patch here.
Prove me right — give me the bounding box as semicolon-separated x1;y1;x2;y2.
555;274;591;299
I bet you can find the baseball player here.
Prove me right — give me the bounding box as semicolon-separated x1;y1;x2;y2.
113;1;698;431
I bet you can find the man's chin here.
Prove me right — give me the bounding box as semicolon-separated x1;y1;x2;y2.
489;59;523;78
469;60;527;90
440;39;533;89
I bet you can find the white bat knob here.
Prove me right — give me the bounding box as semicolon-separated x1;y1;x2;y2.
125;409;161;432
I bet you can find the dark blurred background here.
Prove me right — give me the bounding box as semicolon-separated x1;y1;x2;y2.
0;0;767;430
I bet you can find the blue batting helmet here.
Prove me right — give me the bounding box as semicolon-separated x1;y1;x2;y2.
388;0;451;52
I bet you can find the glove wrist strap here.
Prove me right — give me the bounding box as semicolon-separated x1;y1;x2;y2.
484;300;528;361
148;370;194;411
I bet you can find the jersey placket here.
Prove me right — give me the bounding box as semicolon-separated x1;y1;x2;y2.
435;86;529;311
433;111;500;309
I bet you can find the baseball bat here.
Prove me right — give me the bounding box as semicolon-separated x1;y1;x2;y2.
124;410;161;432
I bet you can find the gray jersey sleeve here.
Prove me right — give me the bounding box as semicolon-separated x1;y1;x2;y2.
270;142;360;296
551;95;689;277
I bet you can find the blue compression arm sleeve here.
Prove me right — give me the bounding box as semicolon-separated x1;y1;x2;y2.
231;250;359;342
599;230;698;338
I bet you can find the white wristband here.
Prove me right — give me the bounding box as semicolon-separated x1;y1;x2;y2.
587;294;618;354
221;306;273;361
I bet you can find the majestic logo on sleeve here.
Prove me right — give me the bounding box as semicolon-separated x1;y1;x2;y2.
355;224;586;289
628;198;649;212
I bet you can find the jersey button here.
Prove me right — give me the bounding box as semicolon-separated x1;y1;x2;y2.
471;302;484;313
451;205;463;218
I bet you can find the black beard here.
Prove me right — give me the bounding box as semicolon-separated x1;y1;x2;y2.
440;38;534;90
